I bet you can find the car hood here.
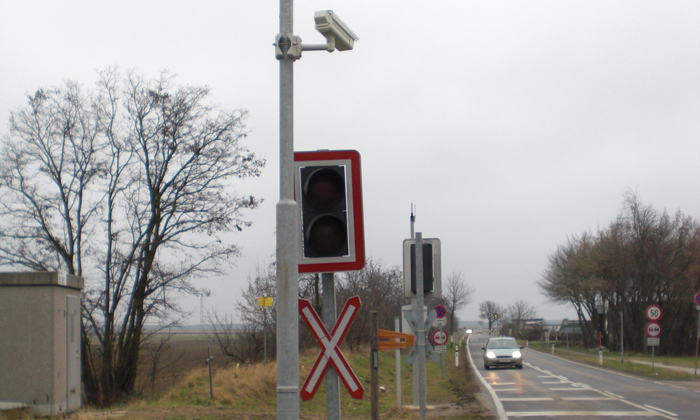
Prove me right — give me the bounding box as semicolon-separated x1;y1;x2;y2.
487;348;520;357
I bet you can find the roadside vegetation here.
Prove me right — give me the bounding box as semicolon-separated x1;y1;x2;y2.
90;341;490;419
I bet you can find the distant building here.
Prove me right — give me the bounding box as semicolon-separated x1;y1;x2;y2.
524;318;544;327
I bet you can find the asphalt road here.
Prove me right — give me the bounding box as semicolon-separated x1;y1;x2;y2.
466;332;700;419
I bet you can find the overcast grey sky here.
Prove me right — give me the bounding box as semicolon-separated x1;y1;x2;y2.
1;1;699;323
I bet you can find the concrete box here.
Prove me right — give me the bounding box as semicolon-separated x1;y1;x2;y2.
0;272;83;416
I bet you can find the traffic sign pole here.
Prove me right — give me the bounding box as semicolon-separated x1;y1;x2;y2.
415;233;427;419
645;304;663;371
322;273;340;420
694;293;700;376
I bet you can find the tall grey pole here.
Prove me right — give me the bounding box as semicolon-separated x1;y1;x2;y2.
395;317;402;409
410;206;419;406
276;0;300;418
620;311;623;363
695;308;699;376
415;233;427;420
322;273;340;420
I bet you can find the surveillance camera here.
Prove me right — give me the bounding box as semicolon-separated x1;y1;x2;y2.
314;10;359;51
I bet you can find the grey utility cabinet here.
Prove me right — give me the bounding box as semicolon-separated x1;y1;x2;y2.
0;272;83;416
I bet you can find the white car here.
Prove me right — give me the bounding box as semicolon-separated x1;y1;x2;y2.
482;336;524;369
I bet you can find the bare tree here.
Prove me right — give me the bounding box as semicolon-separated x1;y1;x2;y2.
478;301;504;331
207;311;258;364
538;192;700;354
336;259;404;350
441;270;475;335
505;300;539;333
0;68;265;404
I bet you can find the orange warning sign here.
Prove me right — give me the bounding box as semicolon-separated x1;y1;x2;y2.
377;329;415;351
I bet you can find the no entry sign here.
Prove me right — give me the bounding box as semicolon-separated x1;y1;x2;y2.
431;330;448;346
298;296;364;401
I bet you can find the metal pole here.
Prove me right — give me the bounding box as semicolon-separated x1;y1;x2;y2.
695;309;699;376
276;0;300;418
208;347;214;399
620;311;623;364
566;332;569;356
652;345;655;371
415;233;427;420
322;273;340;420
264;307;267;363
395;317;402;409
370;311;379;420
410;206;419;406
440;326;445;378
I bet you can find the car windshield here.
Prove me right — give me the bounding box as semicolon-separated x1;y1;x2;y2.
487;339;518;349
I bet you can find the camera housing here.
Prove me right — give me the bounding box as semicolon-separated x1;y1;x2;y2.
314;10;359;51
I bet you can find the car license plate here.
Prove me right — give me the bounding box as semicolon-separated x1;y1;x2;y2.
498;359;511;363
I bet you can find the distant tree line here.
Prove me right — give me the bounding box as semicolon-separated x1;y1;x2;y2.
210;259;475;362
538;192;700;355
479;300;540;339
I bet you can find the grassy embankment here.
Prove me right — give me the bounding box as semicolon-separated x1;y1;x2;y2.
526;341;699;380
113;342;489;419
112;342;490;419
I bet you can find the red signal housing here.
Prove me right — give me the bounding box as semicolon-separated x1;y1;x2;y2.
294;150;365;273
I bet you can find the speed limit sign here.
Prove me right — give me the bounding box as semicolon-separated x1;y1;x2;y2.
645;304;662;322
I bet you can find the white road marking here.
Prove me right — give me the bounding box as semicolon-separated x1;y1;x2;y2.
561;397;615;401
542;381;567;384
526;352;678;420
489;382;516;386
494;388;518;392
603;391;624;399
643;405;678;417
501;397;554;402
549;387;589;391
506;410;659;417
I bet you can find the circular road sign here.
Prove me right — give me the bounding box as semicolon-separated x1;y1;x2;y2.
694;292;700;306
435;305;447;319
645;304;662;322
431;330;448;346
645;322;662;338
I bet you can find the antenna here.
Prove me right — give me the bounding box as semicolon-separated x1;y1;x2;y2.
410;203;416;239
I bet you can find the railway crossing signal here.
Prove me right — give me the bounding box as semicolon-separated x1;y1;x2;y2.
294;150;365;273
298;297;364;401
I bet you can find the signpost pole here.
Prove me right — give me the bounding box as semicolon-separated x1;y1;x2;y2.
440;325;445;378
322;273;341;420
410;206;419;407
370;311;379;420
415;233;427;420
395;317;402;408
695;307;699;376
694;293;700;376
620;311;623;364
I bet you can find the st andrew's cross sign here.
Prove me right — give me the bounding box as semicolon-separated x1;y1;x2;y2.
298;296;364;401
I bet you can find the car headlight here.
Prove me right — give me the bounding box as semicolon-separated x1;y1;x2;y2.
486;351;496;359
512;351;522;358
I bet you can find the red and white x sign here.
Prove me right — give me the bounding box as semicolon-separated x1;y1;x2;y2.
299;296;364;401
